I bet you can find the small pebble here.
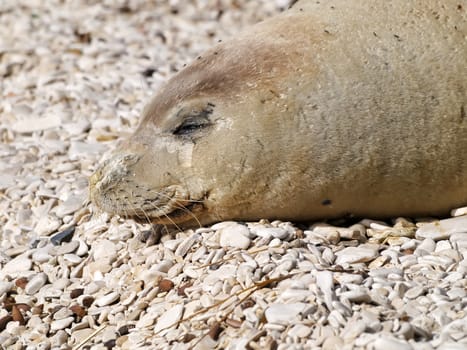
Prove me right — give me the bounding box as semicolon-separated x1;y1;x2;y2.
95;292;120;307
416;216;467;240
335;246;379;265
154;305;184;334
50;317;74;332
0;256;32;278
264;303;308;325
414;238;436;256
12;115;61;134
92;240;117;263
25;273;48;295
55;195;85;218
50;227;75;245
373;336;412;350
53;240;79;255
218;223;251;249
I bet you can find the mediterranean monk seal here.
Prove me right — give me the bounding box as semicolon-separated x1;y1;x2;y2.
89;0;467;230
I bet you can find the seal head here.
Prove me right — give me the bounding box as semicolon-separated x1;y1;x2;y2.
90;13;317;227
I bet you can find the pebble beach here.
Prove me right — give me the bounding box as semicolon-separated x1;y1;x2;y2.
1;1;467;349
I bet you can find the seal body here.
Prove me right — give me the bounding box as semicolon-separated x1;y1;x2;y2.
90;0;467;228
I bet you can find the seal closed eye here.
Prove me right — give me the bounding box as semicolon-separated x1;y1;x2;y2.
90;0;467;230
172;104;214;137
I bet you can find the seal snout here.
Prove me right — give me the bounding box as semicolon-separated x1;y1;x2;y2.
89;153;141;203
89;152;197;223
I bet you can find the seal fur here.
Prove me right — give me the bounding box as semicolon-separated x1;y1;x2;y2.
90;0;467;229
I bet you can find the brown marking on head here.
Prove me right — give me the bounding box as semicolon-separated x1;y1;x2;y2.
137;13;321;130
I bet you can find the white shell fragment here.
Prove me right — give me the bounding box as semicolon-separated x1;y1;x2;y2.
264;303;309;324
335;245;379;265
416;216;467;240
154;305;185;334
218;223;252;249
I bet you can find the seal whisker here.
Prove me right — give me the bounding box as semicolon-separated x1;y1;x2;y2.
146;189;203;229
172;197;205;204
121;186;185;231
120;190;174;239
120;189;153;227
144;199;185;232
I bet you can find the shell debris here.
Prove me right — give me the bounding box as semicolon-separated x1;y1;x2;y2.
0;0;466;349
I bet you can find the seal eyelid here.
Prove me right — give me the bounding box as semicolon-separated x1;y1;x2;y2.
172;105;214;136
172;114;212;136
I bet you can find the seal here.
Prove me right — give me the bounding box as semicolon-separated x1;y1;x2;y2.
90;0;467;230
